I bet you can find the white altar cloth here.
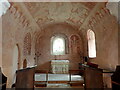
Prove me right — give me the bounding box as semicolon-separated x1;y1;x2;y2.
51;60;69;74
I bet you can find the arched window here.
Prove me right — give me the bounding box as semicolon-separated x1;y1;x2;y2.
51;34;68;55
0;0;10;17
87;29;96;58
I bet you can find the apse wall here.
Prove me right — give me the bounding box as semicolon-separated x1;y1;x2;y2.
35;23;84;70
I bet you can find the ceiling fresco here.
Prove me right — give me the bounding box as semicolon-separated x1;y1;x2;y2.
24;2;97;27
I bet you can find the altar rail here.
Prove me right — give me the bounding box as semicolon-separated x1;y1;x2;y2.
15;66;104;88
34;69;84;87
35;69;82;83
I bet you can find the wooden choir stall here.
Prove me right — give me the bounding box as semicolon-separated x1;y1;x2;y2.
111;65;120;89
15;67;35;89
15;62;105;89
0;67;7;90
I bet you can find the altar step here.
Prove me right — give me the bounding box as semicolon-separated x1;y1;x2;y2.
69;81;84;86
35;83;47;87
34;81;84;88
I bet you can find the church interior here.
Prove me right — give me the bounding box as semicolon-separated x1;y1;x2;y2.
0;1;120;89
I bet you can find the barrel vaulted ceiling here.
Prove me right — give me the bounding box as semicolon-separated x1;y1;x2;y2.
24;2;97;28
9;2;108;31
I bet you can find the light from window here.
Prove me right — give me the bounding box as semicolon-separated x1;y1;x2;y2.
87;29;96;58
52;36;65;55
0;0;10;17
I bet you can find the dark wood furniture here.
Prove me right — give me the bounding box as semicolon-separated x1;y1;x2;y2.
111;65;120;90
15;67;34;89
0;67;7;90
15;64;104;89
84;67;104;89
79;64;104;89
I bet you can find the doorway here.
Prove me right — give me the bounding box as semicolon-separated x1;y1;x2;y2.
23;59;27;68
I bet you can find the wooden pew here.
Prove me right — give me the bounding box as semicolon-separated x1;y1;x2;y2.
111;65;120;90
15;65;104;89
79;64;104;89
0;67;7;90
84;66;104;89
15;67;35;89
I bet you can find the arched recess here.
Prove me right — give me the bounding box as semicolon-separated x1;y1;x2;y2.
70;34;82;55
12;44;20;84
87;29;96;58
23;59;27;68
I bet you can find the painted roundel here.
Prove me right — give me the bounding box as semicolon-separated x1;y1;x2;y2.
70;35;79;41
70;35;81;54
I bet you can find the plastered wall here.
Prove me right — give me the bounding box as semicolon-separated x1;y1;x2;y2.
80;15;118;71
35;23;84;70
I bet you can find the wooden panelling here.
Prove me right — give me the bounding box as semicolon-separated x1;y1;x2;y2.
15;68;35;89
84;67;104;89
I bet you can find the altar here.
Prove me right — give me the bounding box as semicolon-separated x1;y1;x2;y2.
51;60;69;74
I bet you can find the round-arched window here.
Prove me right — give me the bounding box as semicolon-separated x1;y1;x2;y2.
51;34;68;55
87;29;96;58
